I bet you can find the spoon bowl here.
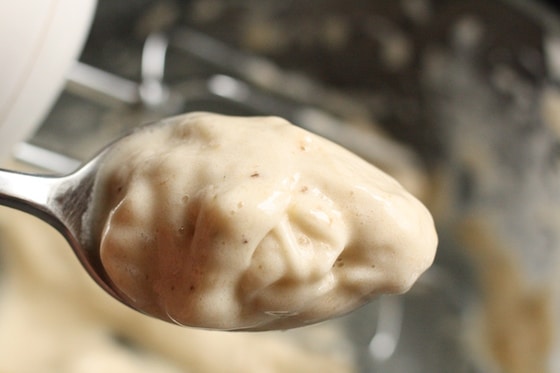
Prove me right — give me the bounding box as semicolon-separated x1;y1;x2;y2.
0;112;439;333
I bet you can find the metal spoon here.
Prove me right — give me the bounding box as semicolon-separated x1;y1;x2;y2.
0;145;135;311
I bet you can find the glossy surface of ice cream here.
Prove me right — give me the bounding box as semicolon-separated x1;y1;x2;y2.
89;112;438;331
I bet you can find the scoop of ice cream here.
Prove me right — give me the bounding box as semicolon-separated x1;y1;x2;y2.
89;112;437;331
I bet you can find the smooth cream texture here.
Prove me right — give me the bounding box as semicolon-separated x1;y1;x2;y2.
90;112;437;331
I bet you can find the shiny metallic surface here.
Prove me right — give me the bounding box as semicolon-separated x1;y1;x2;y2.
0;148;132;311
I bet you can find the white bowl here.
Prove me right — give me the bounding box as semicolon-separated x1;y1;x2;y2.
0;0;97;161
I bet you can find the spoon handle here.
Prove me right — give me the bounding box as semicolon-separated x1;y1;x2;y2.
0;168;59;222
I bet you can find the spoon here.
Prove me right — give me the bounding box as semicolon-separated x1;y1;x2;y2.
0;145;135;311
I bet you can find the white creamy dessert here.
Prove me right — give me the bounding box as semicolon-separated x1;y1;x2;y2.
88;112;438;331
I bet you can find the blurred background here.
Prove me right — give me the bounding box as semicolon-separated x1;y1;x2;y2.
2;0;560;372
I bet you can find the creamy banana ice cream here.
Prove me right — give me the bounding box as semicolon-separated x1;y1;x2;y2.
88;112;437;331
